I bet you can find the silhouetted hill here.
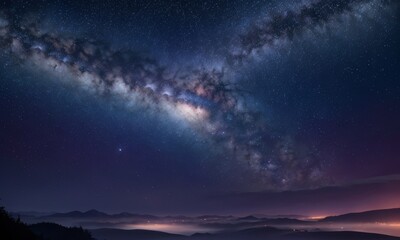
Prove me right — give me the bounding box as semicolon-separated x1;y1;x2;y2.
0;206;97;240
47;210;109;218
237;215;259;221
30;222;94;240
280;231;400;240
91;228;185;240
193;227;400;240
191;232;213;237
322;208;400;223
223;226;286;238
0;207;39;240
90;226;400;240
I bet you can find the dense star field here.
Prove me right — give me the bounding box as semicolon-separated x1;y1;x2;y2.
0;0;399;216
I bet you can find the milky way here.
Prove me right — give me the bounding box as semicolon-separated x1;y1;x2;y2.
227;0;394;66
0;0;395;189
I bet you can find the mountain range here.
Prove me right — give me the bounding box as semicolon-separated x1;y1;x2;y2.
12;207;400;239
23;207;400;224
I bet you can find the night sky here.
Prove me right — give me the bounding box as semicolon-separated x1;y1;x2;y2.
0;0;399;215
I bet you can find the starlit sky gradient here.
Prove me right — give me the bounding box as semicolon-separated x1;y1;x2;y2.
0;0;399;216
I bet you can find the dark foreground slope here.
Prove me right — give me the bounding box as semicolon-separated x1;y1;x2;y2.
0;207;93;240
0;207;39;240
91;228;184;240
30;223;93;240
91;227;400;240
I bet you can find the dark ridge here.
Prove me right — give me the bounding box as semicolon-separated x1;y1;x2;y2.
91;228;185;240
30;222;93;240
321;208;400;223
0;206;39;240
